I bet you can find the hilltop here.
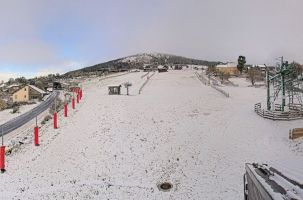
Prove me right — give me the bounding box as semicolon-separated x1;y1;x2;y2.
64;53;220;77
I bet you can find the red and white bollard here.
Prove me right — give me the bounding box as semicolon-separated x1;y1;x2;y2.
0;146;5;173
72;98;75;109
53;112;58;129
34;126;39;146
64;104;68;117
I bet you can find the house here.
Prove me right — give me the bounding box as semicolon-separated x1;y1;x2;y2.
158;65;168;73
174;65;183;70
143;65;152;72
12;85;47;103
216;62;239;75
251;64;275;72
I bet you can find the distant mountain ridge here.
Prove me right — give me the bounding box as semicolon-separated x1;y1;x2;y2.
64;53;220;77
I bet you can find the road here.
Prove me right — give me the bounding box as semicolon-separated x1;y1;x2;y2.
0;91;59;136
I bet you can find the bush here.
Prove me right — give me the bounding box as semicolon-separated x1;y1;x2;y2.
0;99;7;111
12;106;20;113
41;114;52;125
49;97;63;114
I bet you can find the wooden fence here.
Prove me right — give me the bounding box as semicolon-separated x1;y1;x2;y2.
195;72;229;98
138;72;156;94
289;128;303;139
254;103;303;120
141;72;150;79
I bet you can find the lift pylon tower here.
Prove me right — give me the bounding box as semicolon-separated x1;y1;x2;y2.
266;58;303;112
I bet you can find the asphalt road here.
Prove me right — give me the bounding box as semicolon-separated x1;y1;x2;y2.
0;91;59;136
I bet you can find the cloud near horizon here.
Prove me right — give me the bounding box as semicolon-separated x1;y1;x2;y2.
0;0;303;81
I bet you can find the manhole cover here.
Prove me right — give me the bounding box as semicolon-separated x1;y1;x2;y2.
158;182;173;192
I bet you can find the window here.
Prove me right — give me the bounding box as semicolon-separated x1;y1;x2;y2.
24;95;26;98
24;88;26;91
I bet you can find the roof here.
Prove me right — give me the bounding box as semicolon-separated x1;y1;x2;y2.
0;83;6;88
7;84;20;88
29;85;46;94
216;62;237;68
253;64;266;68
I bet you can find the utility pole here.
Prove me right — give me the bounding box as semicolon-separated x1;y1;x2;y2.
281;57;286;112
266;69;271;110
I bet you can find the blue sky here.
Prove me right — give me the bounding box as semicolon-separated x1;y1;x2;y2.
0;0;303;81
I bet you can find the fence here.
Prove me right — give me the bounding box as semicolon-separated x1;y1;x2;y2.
141;72;150;79
254;103;303;120
0;91;59;136
289;128;303;139
195;72;229;98
138;72;156;94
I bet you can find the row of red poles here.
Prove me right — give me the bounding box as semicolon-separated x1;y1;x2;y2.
0;88;83;173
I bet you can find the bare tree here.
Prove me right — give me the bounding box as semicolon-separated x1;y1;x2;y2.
248;68;262;85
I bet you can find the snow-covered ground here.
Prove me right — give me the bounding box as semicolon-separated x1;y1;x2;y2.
0;70;302;199
0;103;41;125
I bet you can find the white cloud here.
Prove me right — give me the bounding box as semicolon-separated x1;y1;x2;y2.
35;60;84;77
0;72;18;82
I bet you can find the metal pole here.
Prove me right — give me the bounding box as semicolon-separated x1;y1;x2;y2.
282;71;286;112
281;58;285;112
55;96;57;113
266;70;271;110
1;125;3;146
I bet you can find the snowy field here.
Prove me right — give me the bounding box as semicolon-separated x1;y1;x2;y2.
0;70;302;199
0;103;41;125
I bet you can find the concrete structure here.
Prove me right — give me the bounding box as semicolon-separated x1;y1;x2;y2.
108;85;121;95
216;62;239;75
12;85;46;103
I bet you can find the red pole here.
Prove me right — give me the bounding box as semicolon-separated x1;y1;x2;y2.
34;126;39;146
0;146;5;173
80;90;83;99
76;94;79;103
72;98;75;109
64;104;68;117
53;112;58;129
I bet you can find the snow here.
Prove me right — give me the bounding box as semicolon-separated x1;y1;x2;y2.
0;103;41;125
120;54;153;63
0;70;302;199
28;85;46;94
216;62;237;68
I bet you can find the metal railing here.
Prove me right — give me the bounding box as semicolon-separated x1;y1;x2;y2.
195;72;229;98
138;72;156;94
0;91;59;136
254;103;303;120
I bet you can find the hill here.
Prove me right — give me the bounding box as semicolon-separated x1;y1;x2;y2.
64;53;220;77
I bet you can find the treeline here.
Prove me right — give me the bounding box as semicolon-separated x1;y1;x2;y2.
64;53;220;77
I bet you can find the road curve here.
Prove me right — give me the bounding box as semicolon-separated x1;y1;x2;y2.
0;91;59;136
